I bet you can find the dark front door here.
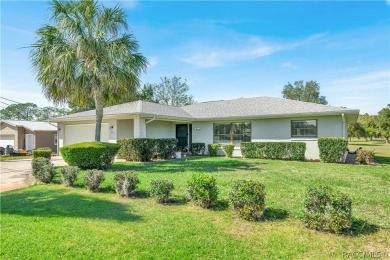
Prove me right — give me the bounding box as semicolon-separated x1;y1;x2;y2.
176;124;191;148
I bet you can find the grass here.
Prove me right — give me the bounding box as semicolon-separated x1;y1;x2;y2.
1;155;389;259
0;155;33;161
348;139;390;164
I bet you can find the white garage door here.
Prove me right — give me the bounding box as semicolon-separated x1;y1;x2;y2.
0;135;15;147
64;123;109;146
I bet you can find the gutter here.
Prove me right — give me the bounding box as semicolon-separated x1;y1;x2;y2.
145;117;156;124
341;113;346;139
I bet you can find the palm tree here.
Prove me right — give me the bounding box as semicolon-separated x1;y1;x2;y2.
30;0;148;141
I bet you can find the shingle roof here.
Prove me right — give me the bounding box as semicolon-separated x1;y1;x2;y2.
1;120;57;131
182;96;359;119
52;96;359;121
55;100;192;120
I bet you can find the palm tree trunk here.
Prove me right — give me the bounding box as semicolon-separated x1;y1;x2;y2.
94;89;104;142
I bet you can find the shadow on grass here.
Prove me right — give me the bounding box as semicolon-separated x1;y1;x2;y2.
110;157;260;174
375;156;390;165
263;208;289;221
211;199;230;211
346;218;379;236
0;188;141;222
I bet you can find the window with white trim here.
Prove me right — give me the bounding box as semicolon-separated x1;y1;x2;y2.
213;123;251;144
291;120;317;137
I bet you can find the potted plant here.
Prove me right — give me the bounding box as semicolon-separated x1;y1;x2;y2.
175;148;182;159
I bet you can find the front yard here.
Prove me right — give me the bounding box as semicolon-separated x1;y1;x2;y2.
1;157;389;259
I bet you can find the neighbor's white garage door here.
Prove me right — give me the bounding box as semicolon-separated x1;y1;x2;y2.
0;135;15;147
64;123;109;146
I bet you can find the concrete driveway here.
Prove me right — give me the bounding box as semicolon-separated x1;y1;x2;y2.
0;156;67;193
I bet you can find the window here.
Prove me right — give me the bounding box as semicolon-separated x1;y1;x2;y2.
213;123;251;144
54;134;58;146
291;120;317;137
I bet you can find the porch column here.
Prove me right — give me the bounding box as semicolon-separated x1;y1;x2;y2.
134;116;146;138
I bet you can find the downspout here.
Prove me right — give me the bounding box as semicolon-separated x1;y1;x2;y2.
341;113;345;139
145;117;156;124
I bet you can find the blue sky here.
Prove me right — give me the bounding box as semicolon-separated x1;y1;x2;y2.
1;0;389;114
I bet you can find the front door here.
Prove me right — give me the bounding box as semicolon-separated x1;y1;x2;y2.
176;124;191;148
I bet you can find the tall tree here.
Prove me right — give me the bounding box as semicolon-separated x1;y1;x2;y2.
138;84;156;103
37;106;69;120
0;103;68;121
347;122;366;141
358;113;377;141
0;103;40;121
282;80;328;105
151;76;195;106
377;104;390;143
30;0;147;141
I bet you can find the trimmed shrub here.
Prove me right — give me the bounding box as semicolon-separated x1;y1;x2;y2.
118;138;155;161
60;166;79;187
241;142;306;161
84;169;104;192
150;179;174;203
155;139;177;159
31;158;55;183
229;180;266;221
304;186;352;233
356;149;375;165
318;138;348;163
222;144;235;157
113;171;139;197
191;143;206;155
208;144;219;157
60;142;119;169
187;174;218;208
32;148;52;159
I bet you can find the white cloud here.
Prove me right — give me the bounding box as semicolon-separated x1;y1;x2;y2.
322;69;390;114
282;62;296;69
148;56;158;68
102;0;138;9
1;25;34;36
181;33;326;68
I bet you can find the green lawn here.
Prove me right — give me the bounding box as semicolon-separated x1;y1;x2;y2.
1;157;389;259
0;155;33;161
348;139;390;164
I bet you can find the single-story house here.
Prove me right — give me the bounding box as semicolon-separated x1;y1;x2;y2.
51;96;359;159
0;120;58;152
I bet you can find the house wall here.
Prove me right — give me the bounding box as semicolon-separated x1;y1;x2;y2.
117;119;134;140
146;120;175;138
192;115;345;159
0;122;18;148
35;131;57;152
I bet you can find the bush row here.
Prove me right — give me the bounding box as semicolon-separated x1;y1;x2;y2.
32;147;52;159
318;138;348;163
241;142;306;160
60;142;120;169
32;161;353;234
118;138;177;162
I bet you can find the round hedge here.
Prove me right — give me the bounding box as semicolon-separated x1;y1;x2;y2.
60;142;120;169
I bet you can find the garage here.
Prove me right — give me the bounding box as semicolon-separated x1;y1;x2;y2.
64;123;109;146
0;135;15;147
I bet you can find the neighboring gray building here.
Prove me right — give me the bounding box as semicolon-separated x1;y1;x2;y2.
51;96;359;159
0;120;58;152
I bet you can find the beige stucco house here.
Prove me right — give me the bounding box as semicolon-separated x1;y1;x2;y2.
0;120;58;152
51;96;359;159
